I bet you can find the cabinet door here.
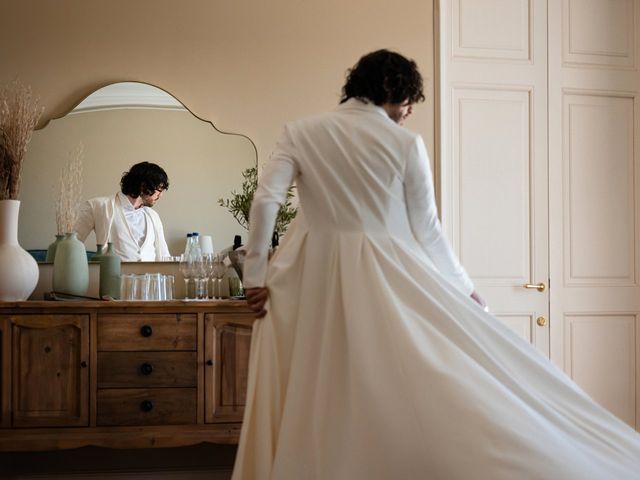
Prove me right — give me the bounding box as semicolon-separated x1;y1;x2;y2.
204;314;253;423
11;314;89;427
0;318;9;428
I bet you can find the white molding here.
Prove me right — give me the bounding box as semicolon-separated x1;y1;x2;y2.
72;82;185;113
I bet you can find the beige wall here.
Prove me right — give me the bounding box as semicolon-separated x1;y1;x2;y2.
0;0;435;166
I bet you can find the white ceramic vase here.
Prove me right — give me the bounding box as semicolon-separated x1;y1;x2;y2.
0;200;39;301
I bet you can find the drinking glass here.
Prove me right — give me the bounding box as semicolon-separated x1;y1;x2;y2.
190;254;206;299
202;253;215;299
148;273;165;300
179;254;193;299
133;274;149;300
120;274;135;300
212;255;227;299
164;274;175;300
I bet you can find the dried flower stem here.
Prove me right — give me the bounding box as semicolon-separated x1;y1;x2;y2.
55;144;84;234
0;80;43;200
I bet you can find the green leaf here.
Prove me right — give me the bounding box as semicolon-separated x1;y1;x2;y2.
217;166;297;235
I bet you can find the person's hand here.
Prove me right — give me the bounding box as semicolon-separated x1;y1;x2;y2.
245;287;269;319
470;290;487;310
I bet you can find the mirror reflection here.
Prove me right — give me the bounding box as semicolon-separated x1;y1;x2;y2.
19;82;257;261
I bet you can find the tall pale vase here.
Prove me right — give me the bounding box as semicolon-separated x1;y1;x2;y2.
0;200;39;301
99;242;121;299
53;232;89;296
45;234;65;262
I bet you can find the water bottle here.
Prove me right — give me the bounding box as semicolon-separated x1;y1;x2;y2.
191;232;202;258
190;232;205;298
183;233;193;257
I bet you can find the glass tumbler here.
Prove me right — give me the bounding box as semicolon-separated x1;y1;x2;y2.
133;274;149;300
164;274;175;300
120;274;135;300
148;273;165;301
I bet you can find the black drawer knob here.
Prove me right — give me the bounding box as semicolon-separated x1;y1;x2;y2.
206;359;214;366
80;361;87;368
140;400;154;412
140;363;154;375
140;325;153;337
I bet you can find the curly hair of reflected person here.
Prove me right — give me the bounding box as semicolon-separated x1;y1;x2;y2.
120;161;169;197
340;49;425;106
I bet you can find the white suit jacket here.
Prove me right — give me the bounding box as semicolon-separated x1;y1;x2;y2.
244;98;474;295
75;193;170;261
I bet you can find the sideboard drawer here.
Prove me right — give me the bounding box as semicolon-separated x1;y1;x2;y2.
97;314;196;351
97;388;197;426
98;352;197;388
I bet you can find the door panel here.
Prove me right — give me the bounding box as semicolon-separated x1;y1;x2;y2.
455;88;532;282
439;0;549;354
204;313;253;423
452;0;531;61
563;314;636;426
563;94;636;285
11;315;89;428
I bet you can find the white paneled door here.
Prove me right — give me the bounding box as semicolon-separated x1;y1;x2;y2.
548;0;640;429
438;0;550;355
439;0;640;429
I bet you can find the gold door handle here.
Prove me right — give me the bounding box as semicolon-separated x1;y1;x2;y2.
522;282;546;292
536;316;547;327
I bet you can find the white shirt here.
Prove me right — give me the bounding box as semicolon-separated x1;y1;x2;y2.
118;192;147;247
75;193;170;261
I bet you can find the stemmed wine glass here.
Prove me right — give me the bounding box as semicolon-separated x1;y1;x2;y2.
212;254;227;299
192;254;207;299
179;254;193;299
202;253;215;299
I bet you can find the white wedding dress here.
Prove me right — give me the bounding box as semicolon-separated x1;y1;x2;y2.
232;99;640;479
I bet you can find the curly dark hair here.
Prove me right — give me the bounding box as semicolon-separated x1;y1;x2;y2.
120;161;169;197
340;49;425;106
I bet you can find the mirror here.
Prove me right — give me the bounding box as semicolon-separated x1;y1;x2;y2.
19;82;257;260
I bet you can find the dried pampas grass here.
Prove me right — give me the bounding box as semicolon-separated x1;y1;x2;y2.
55;144;84;234
0;80;43;200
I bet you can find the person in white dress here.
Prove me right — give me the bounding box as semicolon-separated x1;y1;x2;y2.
233;50;640;479
74;161;170;261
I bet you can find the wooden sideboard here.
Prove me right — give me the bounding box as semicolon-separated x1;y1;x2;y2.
0;300;255;452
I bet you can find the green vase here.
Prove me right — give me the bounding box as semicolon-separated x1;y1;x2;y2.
52;232;89;296
92;243;104;262
45;234;65;263
99;242;121;299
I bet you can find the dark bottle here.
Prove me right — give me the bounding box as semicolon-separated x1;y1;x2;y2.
233;235;243;251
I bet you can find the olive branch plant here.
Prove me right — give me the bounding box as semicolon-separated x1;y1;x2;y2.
217;166;297;236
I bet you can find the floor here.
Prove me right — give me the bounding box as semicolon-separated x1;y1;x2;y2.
4;470;232;480
0;444;236;479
